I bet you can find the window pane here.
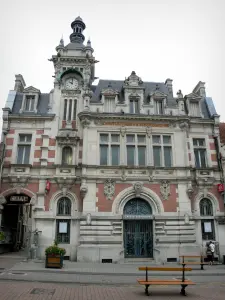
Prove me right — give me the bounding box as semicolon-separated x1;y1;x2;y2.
127;146;135;165
111;145;120;165
164;146;172;167
126;135;135;143
68;99;72;121
134;100;139;113
62;147;72;165
153;146;161;166
63;99;67;120
19;135;26;142
30;98;35;111
130;100;134;113
137;135;145;143
138;146;146;166
100;134;108;143
152;135;161;144
25;98;30;110
26;135;32;142
24;146;31;164
200;199;213;216
163;136;171;144
199;149;207;167
111;134;119;143
100;145;108;165
198;139;205;147
73;100;77;120
194;149;200;168
17;146;24;164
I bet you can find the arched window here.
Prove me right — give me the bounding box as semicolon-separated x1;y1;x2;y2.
56;197;71;244
62;146;72;165
57;197;71;215
199;198;215;241
124;198;152;215
200;198;213;216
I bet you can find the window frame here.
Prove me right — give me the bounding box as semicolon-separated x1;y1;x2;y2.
104;96;116;113
129;98;139;114
199;198;215;241
55;197;72;244
152;135;172;167
16;134;32;164
63;98;77;122
99;133;120;166
193;138;207;168
154;100;164;115
126;134;147;166
24;95;35;111
61;146;73;165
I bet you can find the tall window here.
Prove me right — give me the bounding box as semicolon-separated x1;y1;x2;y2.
154;100;164;114
200;198;215;241
189;101;200;116
104;96;116;113
129;99;139;114
100;133;120;165
56;197;71;244
17;134;32;164
126;134;146;166
63;99;77;121
62;147;72;165
24;96;35;111
152;135;172;167
193;138;207;168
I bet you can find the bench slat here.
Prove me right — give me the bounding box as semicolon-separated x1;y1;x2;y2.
137;280;195;285
179;262;207;265
138;279;193;283
179;255;204;258
138;267;192;271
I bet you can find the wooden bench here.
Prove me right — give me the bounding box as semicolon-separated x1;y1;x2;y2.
179;255;207;270
137;266;195;296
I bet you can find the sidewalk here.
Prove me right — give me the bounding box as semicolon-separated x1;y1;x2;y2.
8;259;225;276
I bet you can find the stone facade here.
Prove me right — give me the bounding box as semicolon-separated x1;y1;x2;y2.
0;16;225;262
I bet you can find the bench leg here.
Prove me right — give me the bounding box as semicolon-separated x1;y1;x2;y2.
180;285;187;296
201;264;204;270
145;284;150;296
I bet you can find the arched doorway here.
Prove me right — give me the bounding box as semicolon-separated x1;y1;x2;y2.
1;194;32;252
123;198;153;258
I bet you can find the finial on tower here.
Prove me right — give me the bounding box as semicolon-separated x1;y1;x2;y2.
70;16;86;44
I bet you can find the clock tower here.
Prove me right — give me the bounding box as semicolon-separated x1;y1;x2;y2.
49;16;98;130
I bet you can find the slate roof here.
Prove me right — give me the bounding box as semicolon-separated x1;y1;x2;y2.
7;79;217;120
11;92;50;115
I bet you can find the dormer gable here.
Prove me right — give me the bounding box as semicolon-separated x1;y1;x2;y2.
124;71;143;87
149;90;167;99
20;86;41;113
184;92;203;117
100;84;119;113
149;90;167;115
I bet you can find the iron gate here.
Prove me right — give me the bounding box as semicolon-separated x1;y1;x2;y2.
124;220;153;258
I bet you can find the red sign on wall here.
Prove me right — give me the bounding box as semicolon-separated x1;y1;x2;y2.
217;184;224;193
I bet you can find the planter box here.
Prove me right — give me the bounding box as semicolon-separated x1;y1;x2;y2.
45;254;64;269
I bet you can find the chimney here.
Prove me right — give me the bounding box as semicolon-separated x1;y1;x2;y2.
193;81;206;97
14;74;26;92
165;78;173;96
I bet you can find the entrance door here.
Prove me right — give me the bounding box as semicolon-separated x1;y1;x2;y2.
123;198;153;258
124;220;153;258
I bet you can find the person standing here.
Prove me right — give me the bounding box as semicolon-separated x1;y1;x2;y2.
208;241;215;265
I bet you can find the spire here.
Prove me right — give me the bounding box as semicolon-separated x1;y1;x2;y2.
70;16;86;44
56;37;65;52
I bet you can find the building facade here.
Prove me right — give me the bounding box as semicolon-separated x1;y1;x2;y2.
0;17;225;262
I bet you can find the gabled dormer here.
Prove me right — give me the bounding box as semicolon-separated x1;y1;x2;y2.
149;89;167;115
20;86;40;113
100;83;119;113
185;92;202;117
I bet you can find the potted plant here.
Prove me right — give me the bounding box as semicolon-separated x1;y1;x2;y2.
45;240;66;269
0;231;5;242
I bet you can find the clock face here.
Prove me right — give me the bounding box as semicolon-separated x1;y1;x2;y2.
65;78;78;89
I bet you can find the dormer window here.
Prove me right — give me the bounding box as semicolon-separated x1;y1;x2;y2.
189;100;200;116
25;95;35;111
104;96;116;113
154;100;164;114
130;98;139;114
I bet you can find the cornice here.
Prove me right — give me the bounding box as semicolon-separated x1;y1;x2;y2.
8;114;55;121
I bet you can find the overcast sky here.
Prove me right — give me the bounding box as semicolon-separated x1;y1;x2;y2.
0;0;224;130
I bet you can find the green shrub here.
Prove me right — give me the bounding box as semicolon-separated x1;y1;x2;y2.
45;240;66;256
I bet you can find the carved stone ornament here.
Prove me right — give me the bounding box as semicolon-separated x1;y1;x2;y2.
104;179;115;200
120;126;126;137
160;180;170;200
146;127;152;138
86;213;92;225
57;131;79;146
81;118;91;128
133;182;143;196
80;183;88;199
124;71;143;86
186;182;194;199
121;168;127;181
54;177;76;192
0;195;6;205
30;195;37;206
9;176;30;191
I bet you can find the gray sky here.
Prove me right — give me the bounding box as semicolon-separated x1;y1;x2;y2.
0;0;224;129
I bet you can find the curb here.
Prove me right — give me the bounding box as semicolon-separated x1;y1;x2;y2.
6;269;225;277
